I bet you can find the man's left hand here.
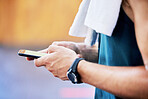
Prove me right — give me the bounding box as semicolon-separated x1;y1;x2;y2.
34;45;78;80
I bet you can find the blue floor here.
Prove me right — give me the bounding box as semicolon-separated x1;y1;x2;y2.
0;46;94;99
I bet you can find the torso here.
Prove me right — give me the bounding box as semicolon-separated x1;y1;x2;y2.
95;3;144;99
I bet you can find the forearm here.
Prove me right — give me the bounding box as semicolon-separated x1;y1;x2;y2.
76;43;98;63
78;60;148;98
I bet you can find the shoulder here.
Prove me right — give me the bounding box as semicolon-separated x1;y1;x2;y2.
127;0;148;21
127;0;148;10
128;0;148;5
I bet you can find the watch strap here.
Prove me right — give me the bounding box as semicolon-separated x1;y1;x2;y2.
70;58;84;73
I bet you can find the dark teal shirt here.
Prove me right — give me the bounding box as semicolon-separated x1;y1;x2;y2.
94;7;144;99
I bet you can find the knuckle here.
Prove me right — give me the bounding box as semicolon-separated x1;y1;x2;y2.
34;60;39;67
54;74;58;77
48;44;53;48
48;45;54;50
47;67;53;72
44;59;50;65
61;79;65;81
44;56;51;64
48;45;51;49
52;41;58;45
61;77;66;81
35;64;39;67
46;67;51;71
45;61;53;68
49;69;53;72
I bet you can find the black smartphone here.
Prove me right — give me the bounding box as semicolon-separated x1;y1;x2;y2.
18;49;47;58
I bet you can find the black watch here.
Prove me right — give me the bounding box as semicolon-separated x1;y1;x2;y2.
67;58;84;84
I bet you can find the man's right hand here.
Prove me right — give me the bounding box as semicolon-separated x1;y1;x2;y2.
27;41;98;63
52;41;98;63
52;41;81;55
26;41;82;61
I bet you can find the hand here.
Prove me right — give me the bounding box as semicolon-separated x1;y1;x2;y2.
34;45;78;80
26;41;82;61
52;41;98;63
52;41;80;54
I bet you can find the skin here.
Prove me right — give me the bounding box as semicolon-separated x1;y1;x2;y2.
28;0;148;98
51;41;98;63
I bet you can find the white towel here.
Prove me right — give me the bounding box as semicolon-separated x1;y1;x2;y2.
69;0;122;45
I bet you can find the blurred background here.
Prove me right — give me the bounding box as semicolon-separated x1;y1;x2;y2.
0;0;94;99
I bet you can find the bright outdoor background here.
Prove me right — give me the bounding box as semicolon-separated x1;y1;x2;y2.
0;0;95;99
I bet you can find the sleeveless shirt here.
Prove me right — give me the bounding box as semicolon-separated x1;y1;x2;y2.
94;7;144;99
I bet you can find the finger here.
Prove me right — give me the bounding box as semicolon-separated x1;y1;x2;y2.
52;41;66;46
60;76;69;81
48;45;66;53
34;54;50;67
34;58;45;67
26;57;34;61
38;48;48;53
46;65;55;72
52;41;61;45
34;53;57;67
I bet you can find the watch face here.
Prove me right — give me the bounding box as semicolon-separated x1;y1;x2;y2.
67;70;77;83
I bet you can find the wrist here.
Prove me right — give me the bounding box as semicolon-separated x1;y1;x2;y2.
67;58;84;84
77;59;86;83
77;43;98;63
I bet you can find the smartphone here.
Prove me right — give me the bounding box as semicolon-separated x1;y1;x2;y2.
18;49;47;58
